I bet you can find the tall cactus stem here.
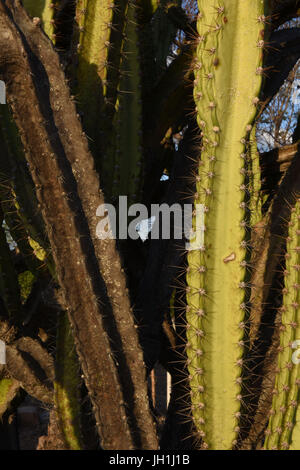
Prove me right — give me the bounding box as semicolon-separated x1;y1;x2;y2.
186;0;265;449
23;0;57;39
54;312;83;450
0;377;20;419
264;200;300;450
248;124;262;227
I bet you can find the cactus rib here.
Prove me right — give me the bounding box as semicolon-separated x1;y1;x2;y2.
264;200;300;450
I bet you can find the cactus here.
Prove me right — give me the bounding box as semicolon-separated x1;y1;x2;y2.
74;0;128;178
185;0;265;449
248;124;263;227
263;199;300;450
23;0;57;38
0;2;157;449
54;312;83;450
0;91;51;273
0;208;22;319
1;0;300;451
74;0;143;201
0;377;20;418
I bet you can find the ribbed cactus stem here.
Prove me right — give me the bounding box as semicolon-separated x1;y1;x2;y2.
248;124;262;227
186;0;265;449
111;1;143;202
264;200;300;450
0;209;22;319
55;312;83;450
75;0;128;169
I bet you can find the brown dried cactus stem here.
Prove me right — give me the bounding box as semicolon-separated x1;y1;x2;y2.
0;1;157;450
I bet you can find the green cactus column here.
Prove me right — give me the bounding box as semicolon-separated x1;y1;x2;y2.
109;2;143;202
186;0;265;449
74;0;128;174
264;200;300;450
55;312;83;450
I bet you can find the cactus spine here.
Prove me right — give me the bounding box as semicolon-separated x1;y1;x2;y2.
264;200;300;450
186;0;265;449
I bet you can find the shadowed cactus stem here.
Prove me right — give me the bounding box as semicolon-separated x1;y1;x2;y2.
110;2;143;202
264;199;300;450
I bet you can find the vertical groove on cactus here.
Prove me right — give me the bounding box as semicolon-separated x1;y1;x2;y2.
186;0;265;449
55;312;83;450
264;199;300;450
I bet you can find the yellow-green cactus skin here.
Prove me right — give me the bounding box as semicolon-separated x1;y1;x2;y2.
186;0;265;449
76;0;119;102
75;1;142;202
264;200;300;450
54;312;83;450
0;378;19;418
75;0;128;169
110;3;143;202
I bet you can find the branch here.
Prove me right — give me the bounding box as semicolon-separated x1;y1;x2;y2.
6;337;54;404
